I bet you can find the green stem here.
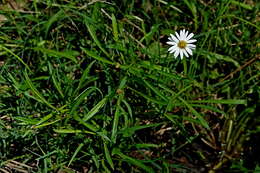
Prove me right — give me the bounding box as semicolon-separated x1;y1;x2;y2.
183;57;187;75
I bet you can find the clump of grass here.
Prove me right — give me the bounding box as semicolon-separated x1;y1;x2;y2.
0;0;259;172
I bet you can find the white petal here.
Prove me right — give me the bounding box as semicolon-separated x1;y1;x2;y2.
166;41;177;46
175;31;181;40
170;34;179;43
169;49;176;54
187;44;196;48
186;33;194;40
174;48;180;58
169;46;177;53
180;30;184;40
181;29;186;40
182;29;185;35
185;30;189;39
183;49;189;57
169;34;173;40
187;39;197;43
185;47;193;56
180;49;184;59
182;29;187;39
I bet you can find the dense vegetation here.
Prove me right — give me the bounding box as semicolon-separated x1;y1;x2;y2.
0;0;259;172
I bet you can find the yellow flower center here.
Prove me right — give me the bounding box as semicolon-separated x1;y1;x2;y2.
178;40;187;49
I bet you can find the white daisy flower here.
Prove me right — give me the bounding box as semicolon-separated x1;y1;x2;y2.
167;29;197;59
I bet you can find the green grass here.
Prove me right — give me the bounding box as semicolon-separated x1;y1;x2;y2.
0;0;259;172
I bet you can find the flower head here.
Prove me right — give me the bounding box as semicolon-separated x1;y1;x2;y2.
167;29;197;59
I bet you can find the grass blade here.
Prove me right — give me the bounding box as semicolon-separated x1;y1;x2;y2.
68;143;84;167
183;0;198;30
70;87;101;116
24;70;57;111
74;60;96;95
84;19;109;57
111;97;122;143
48;62;64;98
189;99;247;105
33;47;78;63
35;113;53;125
128;87;167;105
135;143;159;148
103;142;114;170
81;47;115;65
111;14;119;42
53;129;95;134
111;77;128;143
119;123;163;137
14;117;38;125
230;0;253;10
178;97;209;129
112;148;155;173
44;9;65;37
33;119;61;129
220;15;260;30
0;45;31;72
73;114;98;132
82;97;108;121
142;79;168;102
189;104;226;116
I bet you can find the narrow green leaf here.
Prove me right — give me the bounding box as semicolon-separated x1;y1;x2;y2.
73;114;98;132
203;51;240;67
118;76;128;90
70;87;101;116
36;151;58;161
0;45;31;72
119;123;163;137
111;96;122;143
140;60;163;71
33;106;68;128
101;159;111;173
183;0;198;30
84;19;109;57
36;113;53;125
165;113;201;124
128;87;167;106
68;143;84;167
160;84;197;114
33;47;78;63
103;142;114;170
111;14;119;41
112;148;155;173
122;99;133;120
111;76;129;142
140;24;160;43
53;129;95;134
83;97;108;121
189;104;226;116
14;117;38;125
142;79;168;102
24;70;57;111
48;62;64;98
135;143;159;148
220;15;260;30
178;97;209;129
81;47;115;65
74;60;96;95
7;72;21;90
33;119;61;129
189;99;247;105
44;10;65;37
230;0;253;10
